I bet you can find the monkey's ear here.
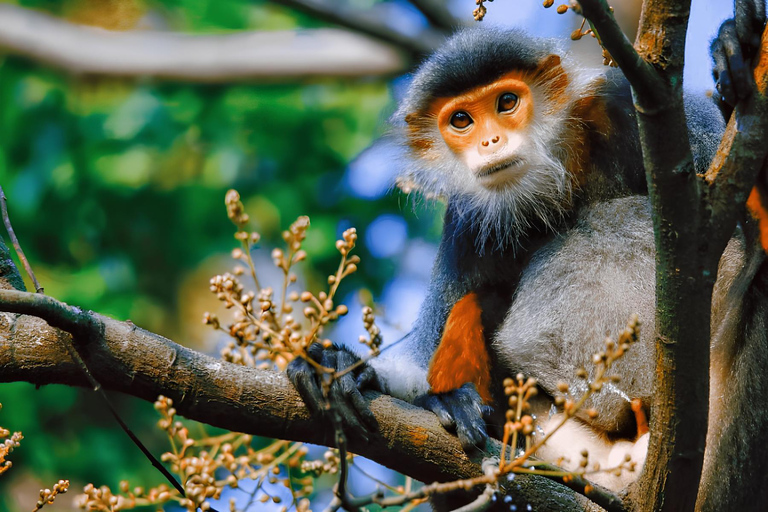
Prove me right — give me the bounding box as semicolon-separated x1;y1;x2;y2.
541;54;562;69
531;54;570;102
404;113;418;125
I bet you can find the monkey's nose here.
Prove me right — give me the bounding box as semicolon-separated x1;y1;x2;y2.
481;136;501;147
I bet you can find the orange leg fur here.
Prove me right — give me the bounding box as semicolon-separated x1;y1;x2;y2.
631;398;649;436
746;185;768;254
427;292;493;403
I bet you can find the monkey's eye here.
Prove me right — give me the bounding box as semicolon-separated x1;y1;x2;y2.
449;111;473;130
498;92;519;112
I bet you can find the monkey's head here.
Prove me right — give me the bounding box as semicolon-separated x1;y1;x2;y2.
395;28;601;249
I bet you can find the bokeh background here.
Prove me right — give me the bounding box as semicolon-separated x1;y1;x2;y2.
0;0;733;510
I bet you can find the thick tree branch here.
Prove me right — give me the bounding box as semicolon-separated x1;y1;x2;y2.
578;1;720;511
0;294;473;483
0;287;621;511
266;0;444;56
0;4;408;81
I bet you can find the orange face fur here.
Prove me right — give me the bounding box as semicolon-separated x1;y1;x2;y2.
427;72;535;189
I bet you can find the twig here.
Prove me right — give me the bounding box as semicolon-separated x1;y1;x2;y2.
516;462;627;512
451;484;495;512
0;186;42;293
577;0;667;111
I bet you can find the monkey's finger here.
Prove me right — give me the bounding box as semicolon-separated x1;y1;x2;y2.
451;406;488;451
414;394;456;430
287;357;328;416
711;38;736;109
327;380;371;442
306;341;327;362
334;350;378;432
318;349;373;438
321;350;367;435
735;0;766;51
447;384;489;450
340;377;378;433
356;365;383;393
719;20;752;101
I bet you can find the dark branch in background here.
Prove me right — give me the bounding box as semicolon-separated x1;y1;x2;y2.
0;4;408;81
0;286;621;512
266;0;445;56
326;397;359;512
0;186;42;293
407;0;467;32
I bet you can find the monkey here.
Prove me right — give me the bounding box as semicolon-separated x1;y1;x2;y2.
288;9;768;507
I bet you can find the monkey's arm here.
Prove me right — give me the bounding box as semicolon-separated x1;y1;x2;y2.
286;223;492;442
402;290;495;450
286;270;492;447
377;206;525;449
287;210;487;438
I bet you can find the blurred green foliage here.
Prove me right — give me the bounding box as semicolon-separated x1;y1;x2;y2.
0;0;439;509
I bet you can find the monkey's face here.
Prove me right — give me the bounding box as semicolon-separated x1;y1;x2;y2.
429;73;536;190
397;51;584;249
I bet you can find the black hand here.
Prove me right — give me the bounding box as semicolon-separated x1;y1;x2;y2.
414;383;493;451
711;0;766;116
287;344;380;440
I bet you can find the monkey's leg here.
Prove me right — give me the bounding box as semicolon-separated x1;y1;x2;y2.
534;414;649;492
415;292;495;450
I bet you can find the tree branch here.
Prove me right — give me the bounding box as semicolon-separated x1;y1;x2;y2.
0;4;408;81
0;290;473;483
0;287;621;511
578;2;716;511
266;0;444;56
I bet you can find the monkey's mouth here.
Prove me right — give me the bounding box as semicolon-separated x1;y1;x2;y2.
476;158;525;180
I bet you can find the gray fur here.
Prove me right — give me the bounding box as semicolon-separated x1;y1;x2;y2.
494;196;656;433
